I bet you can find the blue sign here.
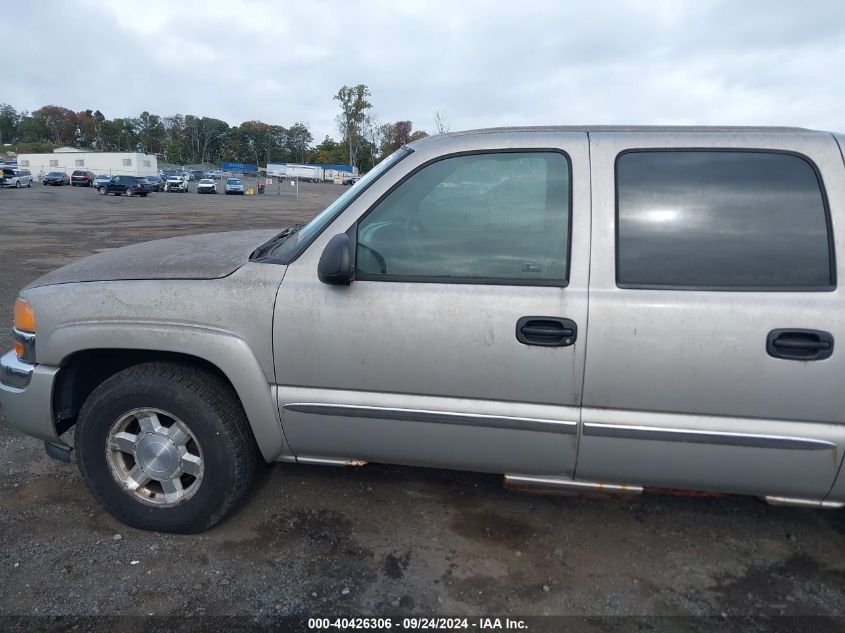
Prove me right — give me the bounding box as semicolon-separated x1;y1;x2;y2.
221;162;258;173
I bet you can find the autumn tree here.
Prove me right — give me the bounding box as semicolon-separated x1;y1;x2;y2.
35;105;78;145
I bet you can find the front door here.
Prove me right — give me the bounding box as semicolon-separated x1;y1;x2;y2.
578;131;845;500
273;133;591;476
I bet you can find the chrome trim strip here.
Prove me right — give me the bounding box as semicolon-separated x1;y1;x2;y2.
12;328;35;362
0;350;35;390
296;456;368;467
762;495;845;509
284;403;578;434
583;422;836;451
505;474;643;494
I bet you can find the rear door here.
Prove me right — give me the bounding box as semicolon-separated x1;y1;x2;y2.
578;131;845;500
274;132;591;476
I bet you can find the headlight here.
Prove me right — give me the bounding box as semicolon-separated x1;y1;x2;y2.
13;297;36;362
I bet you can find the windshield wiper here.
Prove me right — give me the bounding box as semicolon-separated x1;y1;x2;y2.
250;223;306;260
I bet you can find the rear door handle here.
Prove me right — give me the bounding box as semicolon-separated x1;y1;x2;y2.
766;329;834;361
516;317;577;347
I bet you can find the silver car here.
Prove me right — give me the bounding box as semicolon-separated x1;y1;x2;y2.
2;126;845;533
93;174;112;189
224;177;245;195
2;167;33;188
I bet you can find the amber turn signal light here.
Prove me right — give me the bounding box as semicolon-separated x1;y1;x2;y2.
14;298;35;333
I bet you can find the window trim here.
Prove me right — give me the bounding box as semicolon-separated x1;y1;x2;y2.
354;148;574;288
258;147;413;265
614;147;837;292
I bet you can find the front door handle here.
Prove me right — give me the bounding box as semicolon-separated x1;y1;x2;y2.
516;317;577;347
766;329;834;361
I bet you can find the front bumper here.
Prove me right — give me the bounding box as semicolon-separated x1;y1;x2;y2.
0;350;63;445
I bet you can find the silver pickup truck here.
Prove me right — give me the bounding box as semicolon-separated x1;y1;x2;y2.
3;126;845;533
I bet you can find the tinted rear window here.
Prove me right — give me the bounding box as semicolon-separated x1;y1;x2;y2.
616;151;833;290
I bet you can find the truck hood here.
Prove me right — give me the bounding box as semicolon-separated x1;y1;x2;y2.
25;229;280;288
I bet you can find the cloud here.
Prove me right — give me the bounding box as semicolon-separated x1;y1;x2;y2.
4;0;845;140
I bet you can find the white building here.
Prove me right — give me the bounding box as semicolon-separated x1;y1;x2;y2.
16;147;158;179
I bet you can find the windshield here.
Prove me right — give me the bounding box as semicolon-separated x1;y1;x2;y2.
199;179;213;184
227;178;240;185
268;147;412;262
47;172;64;177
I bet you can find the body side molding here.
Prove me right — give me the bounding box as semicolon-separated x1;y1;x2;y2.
284;402;578;434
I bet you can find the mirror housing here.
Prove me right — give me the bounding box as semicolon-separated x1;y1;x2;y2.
318;233;354;285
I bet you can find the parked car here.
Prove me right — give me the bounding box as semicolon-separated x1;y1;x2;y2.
96;175;153;197
3;126;845;534
93;174;112;189
224;178;245;195
2;167;33;188
164;176;188;193
71;170;97;187
342;177;359;186
196;178;217;194
42;172;70;186
145;176;165;192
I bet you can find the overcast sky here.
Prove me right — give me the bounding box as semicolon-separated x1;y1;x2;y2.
5;0;845;140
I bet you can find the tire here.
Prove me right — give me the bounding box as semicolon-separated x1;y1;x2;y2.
75;362;258;533
15;181;20;188
140;193;148;197
125;188;133;197
98;187;107;195
27;181;31;188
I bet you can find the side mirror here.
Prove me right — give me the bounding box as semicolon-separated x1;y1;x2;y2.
318;233;354;285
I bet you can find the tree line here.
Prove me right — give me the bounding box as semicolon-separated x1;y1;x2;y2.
0;85;447;172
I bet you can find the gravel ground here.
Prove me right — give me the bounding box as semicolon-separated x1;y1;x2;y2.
0;181;843;621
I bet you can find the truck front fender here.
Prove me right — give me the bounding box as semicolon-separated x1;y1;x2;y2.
45;321;289;462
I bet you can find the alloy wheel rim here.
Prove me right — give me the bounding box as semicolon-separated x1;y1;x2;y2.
105;408;204;507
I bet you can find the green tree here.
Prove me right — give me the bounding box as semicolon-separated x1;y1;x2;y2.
0;104;21;146
334;84;372;168
198;117;230;164
19;112;49;143
164;138;186;164
284;122;313;163
136;111;166;155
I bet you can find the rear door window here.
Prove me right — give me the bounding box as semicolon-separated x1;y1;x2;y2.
616;151;834;289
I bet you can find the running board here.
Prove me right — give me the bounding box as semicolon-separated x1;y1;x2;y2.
761;495;844;509
504;474;643;496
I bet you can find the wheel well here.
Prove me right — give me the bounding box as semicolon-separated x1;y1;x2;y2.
53;349;239;436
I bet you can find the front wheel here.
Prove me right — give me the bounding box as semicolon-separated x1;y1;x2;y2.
75;362;258;533
15;181;21;188
98;187;107;195
125;188;133;197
